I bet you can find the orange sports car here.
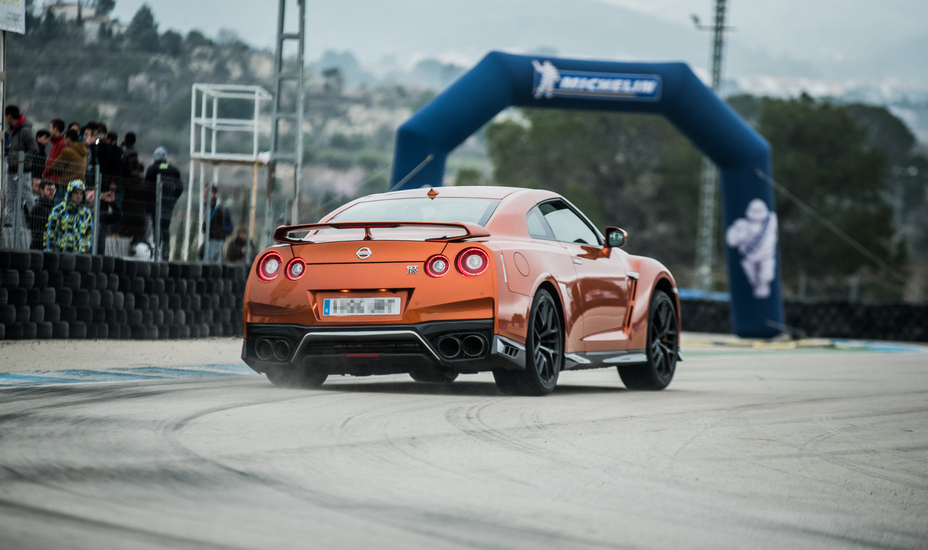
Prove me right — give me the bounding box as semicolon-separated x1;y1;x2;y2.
242;186;681;395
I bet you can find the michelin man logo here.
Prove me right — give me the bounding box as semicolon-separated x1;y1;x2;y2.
725;199;778;299
532;60;561;99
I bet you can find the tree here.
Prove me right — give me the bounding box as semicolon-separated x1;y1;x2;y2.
486;109;702;277
127;4;159;52
95;0;116;16
755;94;902;297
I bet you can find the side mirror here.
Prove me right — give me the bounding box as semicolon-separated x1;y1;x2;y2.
605;227;628;249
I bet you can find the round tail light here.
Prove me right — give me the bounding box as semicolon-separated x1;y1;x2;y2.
286;258;306;281
426;254;450;278
257;252;283;281
456;248;489;277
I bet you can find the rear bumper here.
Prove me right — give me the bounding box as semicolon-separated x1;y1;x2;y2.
242;320;526;376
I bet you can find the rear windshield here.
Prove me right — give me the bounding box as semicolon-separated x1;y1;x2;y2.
329;197;500;226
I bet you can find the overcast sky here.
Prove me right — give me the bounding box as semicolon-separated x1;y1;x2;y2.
109;0;928;71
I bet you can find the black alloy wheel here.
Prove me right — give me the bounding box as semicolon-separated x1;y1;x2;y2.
619;290;678;390
494;289;563;396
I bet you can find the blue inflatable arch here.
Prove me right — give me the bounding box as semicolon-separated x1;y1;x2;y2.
390;51;783;338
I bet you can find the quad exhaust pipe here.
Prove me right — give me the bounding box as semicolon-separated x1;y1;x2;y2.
437;334;487;359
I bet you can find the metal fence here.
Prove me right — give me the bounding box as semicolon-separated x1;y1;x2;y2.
0;153;254;265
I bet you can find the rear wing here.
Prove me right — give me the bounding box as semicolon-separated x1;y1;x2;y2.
273;221;491;244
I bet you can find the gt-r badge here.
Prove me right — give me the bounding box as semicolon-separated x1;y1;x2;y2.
356;247;372;260
407;266;419;275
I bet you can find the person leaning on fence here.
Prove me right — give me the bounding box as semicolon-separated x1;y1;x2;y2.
224;225;255;265
145;146;184;260
3;105;39;246
49;129;87;201
203;184;233;262
87;181;122;254
29;180;57;251
31;129;50;182
43;119;67;182
44;179;93;253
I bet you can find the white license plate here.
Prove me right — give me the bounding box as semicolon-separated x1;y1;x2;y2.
323;297;401;316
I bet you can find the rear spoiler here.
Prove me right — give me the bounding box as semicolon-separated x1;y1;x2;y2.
273;221;491;244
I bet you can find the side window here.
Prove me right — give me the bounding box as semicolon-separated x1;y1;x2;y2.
526;206;555;240
539;201;600;245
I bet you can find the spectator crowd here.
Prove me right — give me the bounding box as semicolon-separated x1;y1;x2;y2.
1;105;249;264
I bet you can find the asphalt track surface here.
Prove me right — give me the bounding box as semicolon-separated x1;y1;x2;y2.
0;338;926;549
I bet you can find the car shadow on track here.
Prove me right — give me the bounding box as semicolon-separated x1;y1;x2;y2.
311;380;631;397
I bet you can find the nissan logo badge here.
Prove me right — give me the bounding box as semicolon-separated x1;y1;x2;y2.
356;247;372;260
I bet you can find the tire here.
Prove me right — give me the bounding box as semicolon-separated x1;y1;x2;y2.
0;288;7;306
409;369;459;383
1;269;19;289
36;321;53;339
9;250;31;270
34;270;49;289
29;251;44;271
59;306;77;323
46;271;63;289
22;322;38;339
40;287;55;306
58;253;76;273
45;304;61;323
30;305;45;323
56;287;73;307
618;290;678;391
76;306;93;323
494;289;563;396
0;305;15;324
73;289;90;307
63;271;81;290
266;365;328;388
52;321;69;339
74;254;92;274
100;290;113;308
70;321;87;339
4;323;23;340
42;252;60;272
18;270;35;290
7;288;27;306
16;305;31;323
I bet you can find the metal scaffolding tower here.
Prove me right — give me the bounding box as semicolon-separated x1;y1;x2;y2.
693;0;730;290
269;0;307;225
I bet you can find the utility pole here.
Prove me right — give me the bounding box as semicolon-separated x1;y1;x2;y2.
269;0;306;225
692;0;731;291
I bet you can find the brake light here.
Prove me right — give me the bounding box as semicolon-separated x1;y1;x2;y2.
426;254;451;278
456;248;488;276
257;252;283;281
286;258;306;281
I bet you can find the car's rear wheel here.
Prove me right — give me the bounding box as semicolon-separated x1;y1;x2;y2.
618;290;678;390
409;369;459;383
265;365;328;388
495;289;562;396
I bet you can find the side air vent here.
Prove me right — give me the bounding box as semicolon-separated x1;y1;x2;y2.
623;277;639;331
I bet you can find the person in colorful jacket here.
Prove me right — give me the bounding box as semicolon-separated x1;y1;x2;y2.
44;179;93;253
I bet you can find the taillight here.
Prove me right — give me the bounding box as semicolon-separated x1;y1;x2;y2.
286;258;306;281
456;248;488;276
426;254;451;278
257;252;283;281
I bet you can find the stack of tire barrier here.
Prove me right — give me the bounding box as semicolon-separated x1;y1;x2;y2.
680;298;928;342
0;248;246;340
